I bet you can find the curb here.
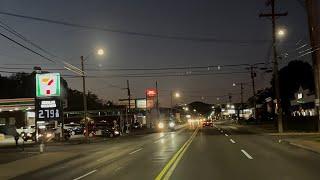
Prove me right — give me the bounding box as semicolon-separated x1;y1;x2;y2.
282;140;320;154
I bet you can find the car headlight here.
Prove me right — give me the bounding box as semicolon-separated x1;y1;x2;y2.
158;122;164;129
46;133;53;138
169;122;175;128
114;131;120;135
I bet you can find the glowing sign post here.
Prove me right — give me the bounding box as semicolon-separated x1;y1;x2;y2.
34;73;63;150
36;73;61;97
146;88;157;98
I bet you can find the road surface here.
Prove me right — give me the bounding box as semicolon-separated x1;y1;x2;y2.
12;123;320;180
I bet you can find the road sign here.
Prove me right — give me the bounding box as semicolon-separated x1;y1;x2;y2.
36;73;61;97
35;98;61;121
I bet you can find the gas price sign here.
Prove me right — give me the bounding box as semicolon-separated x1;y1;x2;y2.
35;99;61;121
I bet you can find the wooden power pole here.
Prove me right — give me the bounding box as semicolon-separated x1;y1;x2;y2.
259;0;287;133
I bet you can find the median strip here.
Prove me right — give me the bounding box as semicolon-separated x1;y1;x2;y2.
155;127;199;180
241;149;253;160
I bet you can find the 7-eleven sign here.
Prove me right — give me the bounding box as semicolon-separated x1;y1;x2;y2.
36;73;61;97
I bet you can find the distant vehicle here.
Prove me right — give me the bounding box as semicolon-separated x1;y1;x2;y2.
157;121;176;131
101;127;120;138
168;121;176;131
0;125;20;143
132;122;142;129
95;121;120;138
202;120;213;127
64;123;83;135
20;131;36;142
157;121;165;131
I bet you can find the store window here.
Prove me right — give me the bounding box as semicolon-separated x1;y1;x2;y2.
9;117;16;125
0;118;5;125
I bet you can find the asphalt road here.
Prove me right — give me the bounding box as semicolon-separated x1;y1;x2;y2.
12;123;320;180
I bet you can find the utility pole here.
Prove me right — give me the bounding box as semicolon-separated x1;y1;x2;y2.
170;90;173;115
250;65;257;119
228;93;232;104
126;80;131;111
240;83;244;115
81;56;89;140
305;0;320;132
126;80;131;125
260;0;287;133
156;81;159;114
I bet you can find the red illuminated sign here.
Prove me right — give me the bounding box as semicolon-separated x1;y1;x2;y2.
146;88;157;97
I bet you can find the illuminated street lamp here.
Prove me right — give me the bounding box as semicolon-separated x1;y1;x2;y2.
277;28;287;39
97;48;104;56
81;48;105;140
170;91;181;115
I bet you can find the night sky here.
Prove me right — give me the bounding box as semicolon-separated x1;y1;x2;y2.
0;0;315;106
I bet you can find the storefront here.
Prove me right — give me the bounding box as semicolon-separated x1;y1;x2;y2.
0;98;35;128
290;88;315;117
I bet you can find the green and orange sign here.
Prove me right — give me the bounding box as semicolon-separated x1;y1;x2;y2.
36;73;61;97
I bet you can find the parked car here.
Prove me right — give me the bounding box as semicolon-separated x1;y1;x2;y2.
64;123;83;135
101;127;120;138
95;121;120;138
132;122;142;129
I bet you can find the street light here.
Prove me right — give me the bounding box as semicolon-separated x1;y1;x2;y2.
81;49;104;140
97;49;104;56
170;91;181;115
277;28;286;39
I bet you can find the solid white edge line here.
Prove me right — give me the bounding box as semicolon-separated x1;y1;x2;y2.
129;148;143;155
241;149;253;159
225;134;229;137
73;170;97;180
230;139;236;143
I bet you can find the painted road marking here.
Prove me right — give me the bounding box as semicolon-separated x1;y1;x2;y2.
221;130;223;133
155;127;199;180
241;149;253;160
230;139;236;144
225;134;229;137
154;139;161;143
129;148;143;155
73;170;97;180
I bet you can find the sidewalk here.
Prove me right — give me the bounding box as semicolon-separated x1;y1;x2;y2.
284;137;320;154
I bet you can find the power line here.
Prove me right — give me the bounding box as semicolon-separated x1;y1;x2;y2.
0;19;57;58
0;31;57;63
0;19;84;75
0;62;269;72
0;11;271;44
63;71;249;78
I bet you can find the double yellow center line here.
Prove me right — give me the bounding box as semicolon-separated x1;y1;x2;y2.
155;127;199;180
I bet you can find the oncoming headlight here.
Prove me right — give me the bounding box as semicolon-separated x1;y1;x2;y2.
169;122;175;128
158;122;164;129
46;133;53;138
